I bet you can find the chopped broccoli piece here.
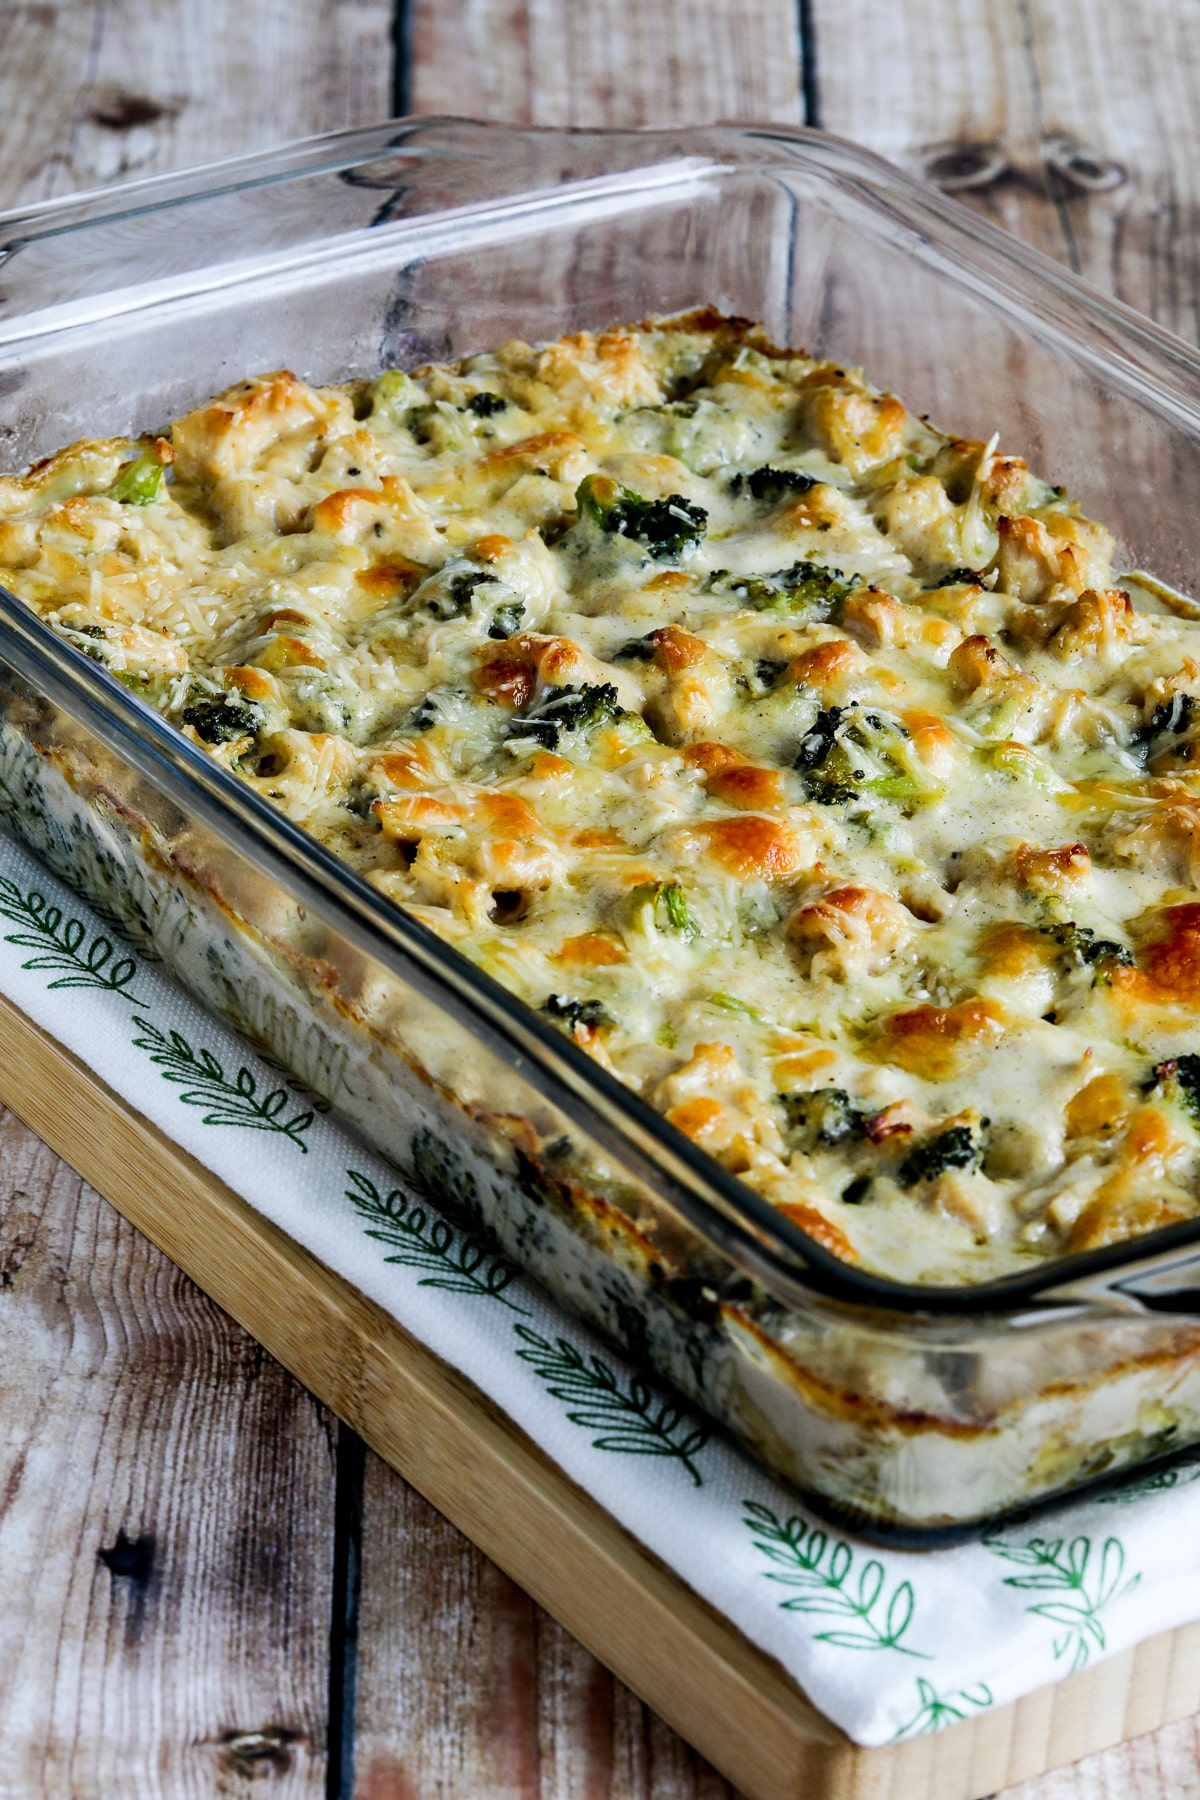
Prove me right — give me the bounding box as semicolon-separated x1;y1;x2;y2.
405;401;467;451
841;1174;873;1205
898;1123;983;1188
753;658;789;690
928;566;984;589
488;599;525;639
418;567;498;621
706;991;763;1021
575;474;707;561
507;681;633;750
108;448;167;506
729;465;818;503
779;1088;866;1151
613;634;659;662
182;695;264;744
794;703;941;812
1147;1055;1200;1123
629;878;698;939
543;994;614;1031
365;369;412;421
1132;694;1198;753
1048;922;1134;981
710;560;854;616
465;391;508;417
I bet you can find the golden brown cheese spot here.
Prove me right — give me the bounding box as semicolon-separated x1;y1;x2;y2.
995;512;1112;603
679;814;806;881
773;1201;858;1265
1116;902;1200;1004
225;665;277;701
785;637;867;698
788;884;911;975
1067;1106;1196;1251
804;383;907;475
1012;841;1092;892
354;559;423;599
986;455;1032;512
842;589;955;653
681;742;784;810
477;431;587;480
1049;587;1135;659
875;999;1007;1080
172;371;336;485
556;932;626;967
975;922;1054;978
258;634;325;671
664;1096;727;1142
947;633;1014;697
1065;1073;1131;1140
1069;1189;1193;1252
474;658;534;708
900;709;958;775
654;625;708;671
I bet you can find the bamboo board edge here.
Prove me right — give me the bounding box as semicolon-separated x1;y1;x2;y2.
1;989;1197;1800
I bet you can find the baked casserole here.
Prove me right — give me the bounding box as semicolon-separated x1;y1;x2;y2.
3;312;1196;1289
4;307;1200;1532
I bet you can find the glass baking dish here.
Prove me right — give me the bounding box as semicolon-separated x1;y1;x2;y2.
3;117;1200;1540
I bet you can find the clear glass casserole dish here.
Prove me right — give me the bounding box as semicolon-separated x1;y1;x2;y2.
3;117;1200;1540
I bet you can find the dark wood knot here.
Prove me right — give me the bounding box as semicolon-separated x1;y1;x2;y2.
1043;132;1127;192
918;139;1008;192
87;91;178;131
219;1727;302;1779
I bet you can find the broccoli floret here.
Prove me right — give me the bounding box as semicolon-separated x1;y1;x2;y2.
729;465;818;503
182;695;264;744
927;566;984;589
1048;922;1134;981
507;681;633;750
1147;1055;1200;1123
794;703;941;812
488;599;525;639
543;994;614;1031
108;448;167;506
575;474;707;561
780;1088;867;1152
465;391;509;417
629;878;697;939
899;1123;984;1188
709;560;854;616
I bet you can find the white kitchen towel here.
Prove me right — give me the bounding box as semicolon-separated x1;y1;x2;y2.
0;824;1197;1749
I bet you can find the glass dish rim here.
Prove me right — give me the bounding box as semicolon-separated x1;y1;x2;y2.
4;113;1200;1322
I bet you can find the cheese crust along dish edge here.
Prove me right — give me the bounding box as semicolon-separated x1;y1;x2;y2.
2;310;1200;1529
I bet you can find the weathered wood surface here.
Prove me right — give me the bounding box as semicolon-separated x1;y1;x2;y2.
0;5;391;1797
3;1;1200;1796
0;1104;337;1798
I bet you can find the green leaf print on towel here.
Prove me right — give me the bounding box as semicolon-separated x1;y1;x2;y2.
0;874;144;999
986;1533;1140;1674
742;1501;930;1656
514;1325;711;1485
891;1678;993;1741
131;1016;314;1148
345;1168;528;1312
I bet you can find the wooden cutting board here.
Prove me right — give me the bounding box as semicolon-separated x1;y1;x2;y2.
0;986;1196;1800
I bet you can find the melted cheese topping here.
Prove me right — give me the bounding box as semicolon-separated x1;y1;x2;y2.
4;310;1200;1285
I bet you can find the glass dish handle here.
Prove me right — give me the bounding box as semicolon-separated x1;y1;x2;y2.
1040;1239;1200;1315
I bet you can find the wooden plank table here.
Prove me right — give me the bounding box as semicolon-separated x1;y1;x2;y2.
0;3;1198;1794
